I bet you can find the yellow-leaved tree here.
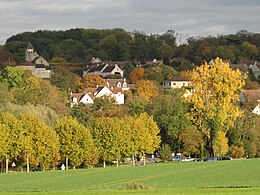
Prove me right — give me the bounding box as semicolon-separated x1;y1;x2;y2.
188;57;246;156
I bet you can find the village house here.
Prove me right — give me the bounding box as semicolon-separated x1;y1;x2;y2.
70;85;124;107
163;77;190;89
19;42;51;79
240;90;260;115
163;77;192;98
252;103;260;115
105;78;129;91
83;63;124;78
251;62;260;80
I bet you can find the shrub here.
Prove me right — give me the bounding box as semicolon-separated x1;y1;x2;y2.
119;182;151;190
228;145;245;158
158;144;172;162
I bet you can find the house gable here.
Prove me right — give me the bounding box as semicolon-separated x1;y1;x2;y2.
252;104;260;115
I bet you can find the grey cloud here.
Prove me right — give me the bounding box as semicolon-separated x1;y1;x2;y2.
0;0;260;44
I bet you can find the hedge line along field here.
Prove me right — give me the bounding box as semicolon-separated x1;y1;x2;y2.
0;158;259;195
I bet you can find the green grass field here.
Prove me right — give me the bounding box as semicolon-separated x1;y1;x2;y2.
0;158;260;194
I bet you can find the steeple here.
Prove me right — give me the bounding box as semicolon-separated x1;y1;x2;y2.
25;42;34;62
27;42;34;50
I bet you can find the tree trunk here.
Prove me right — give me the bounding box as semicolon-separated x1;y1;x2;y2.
73;166;76;170
5;157;8;173
116;158;119;167
103;160;106;168
143;153;146;165
26;154;30;172
66;157;68;170
132;155;135;166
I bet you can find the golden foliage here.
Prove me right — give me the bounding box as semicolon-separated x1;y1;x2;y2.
129;67;145;84
188;57;246;136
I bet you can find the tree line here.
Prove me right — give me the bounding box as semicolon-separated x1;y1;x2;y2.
2;29;260;71
0;57;259;171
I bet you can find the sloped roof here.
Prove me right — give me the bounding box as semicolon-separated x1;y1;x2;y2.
87;64;107;72
27;42;34;50
21;60;35;66
255;62;260;69
241;90;260;102
71;93;85;102
165;77;190;82
111;88;123;94
31;57;40;64
106;79;124;87
230;64;248;72
102;65;115;73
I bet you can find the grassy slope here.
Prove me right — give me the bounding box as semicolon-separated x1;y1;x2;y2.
0;159;259;194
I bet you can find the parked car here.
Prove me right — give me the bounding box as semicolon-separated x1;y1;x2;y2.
220;156;232;160
206;157;218;162
172;155;181;162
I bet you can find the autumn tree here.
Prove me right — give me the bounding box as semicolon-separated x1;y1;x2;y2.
213;131;228;157
54;116;96;170
92;117;125;167
0;113;23;173
188;57;246;156
19;113;60;171
78;74;106;91
15;76;69;115
135;80;161;100
135;113;161;165
129;67;145;84
179;125;204;157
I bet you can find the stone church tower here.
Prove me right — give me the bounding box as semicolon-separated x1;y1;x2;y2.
25;42;39;62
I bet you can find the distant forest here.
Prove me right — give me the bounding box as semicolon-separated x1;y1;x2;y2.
3;28;260;71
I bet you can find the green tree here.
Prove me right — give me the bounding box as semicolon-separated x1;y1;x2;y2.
50;67;80;92
70;102;94;128
92;95;116;110
0;67;27;90
148;89;190;151
99;35;117;60
158;43;173;64
127;96;149;116
59;39;86;62
158;144;172;162
228;111;260;157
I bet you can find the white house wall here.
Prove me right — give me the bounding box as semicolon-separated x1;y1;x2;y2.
80;94;94;104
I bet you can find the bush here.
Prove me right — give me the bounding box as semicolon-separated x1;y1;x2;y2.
228;145;245;158
158;144;172;162
119;182;151;190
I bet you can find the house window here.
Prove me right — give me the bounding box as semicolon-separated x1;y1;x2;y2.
183;83;186;86
172;82;176;86
117;82;121;88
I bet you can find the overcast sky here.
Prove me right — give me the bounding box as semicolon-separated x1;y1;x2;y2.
1;0;260;44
